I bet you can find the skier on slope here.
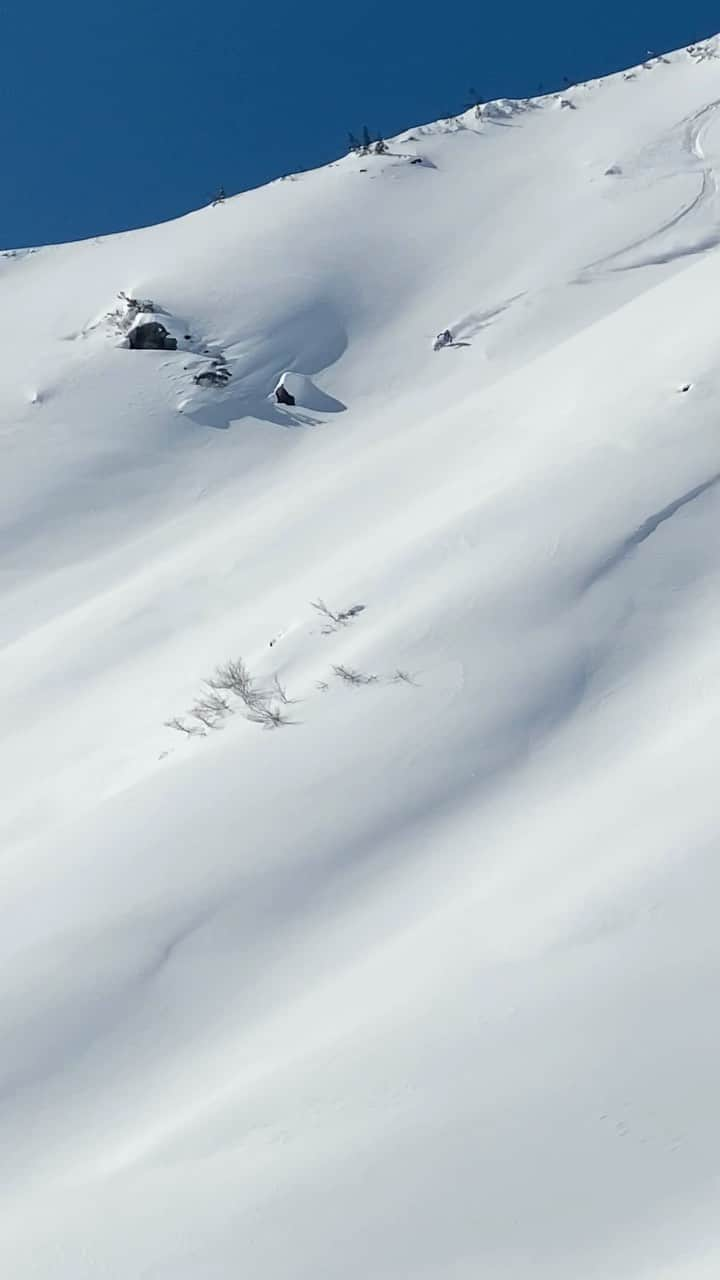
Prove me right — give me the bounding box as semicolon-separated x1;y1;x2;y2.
433;329;453;351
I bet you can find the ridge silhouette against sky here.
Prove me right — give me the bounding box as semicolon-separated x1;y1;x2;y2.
1;0;717;247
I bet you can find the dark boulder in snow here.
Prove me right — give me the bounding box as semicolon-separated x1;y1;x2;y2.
194;365;231;388
275;383;296;406
128;321;177;351
272;371;345;413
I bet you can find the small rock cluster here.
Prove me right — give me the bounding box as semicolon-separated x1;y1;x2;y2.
193;356;231;388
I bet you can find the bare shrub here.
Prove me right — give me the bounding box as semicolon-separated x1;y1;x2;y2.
200;688;232;715
310;599;366;634
244;703;295;729
165;717;206;737
208;658;271;709
272;674;300;706
324;666;420;690
332;664;379;686
188;688;233;730
164;652;308;738
107;291;162;337
189;705;221;731
208;658;253;697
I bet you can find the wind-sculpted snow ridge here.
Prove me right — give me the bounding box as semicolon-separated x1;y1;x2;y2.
2;30;720;1280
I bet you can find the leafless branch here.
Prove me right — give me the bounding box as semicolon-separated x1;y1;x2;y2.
189;704;223;731
208;657;253;697
199;687;232;715
332;664;379;686
244;703;296;729
164;717;206;737
272;674;300;705
167;655;301;737
311;599;366;634
208;658;271;709
391;669;420;686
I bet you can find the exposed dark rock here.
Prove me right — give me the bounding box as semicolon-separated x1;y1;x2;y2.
194;365;231;388
128;321;177;351
275;384;296;406
272;371;345;413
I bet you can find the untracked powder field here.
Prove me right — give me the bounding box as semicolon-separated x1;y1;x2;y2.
2;34;720;1279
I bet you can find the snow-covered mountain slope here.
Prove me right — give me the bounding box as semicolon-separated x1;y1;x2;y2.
3;35;720;1279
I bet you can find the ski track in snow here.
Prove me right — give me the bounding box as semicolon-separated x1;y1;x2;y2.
585;471;720;586
580;98;720;277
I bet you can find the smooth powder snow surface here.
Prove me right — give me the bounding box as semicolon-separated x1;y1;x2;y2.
2;37;720;1280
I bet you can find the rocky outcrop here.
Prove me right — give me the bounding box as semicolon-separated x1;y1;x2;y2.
128;321;177;351
193;357;231;388
275;383;295;406
272;370;346;413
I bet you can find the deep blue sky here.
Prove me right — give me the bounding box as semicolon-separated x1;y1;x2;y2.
1;2;718;247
